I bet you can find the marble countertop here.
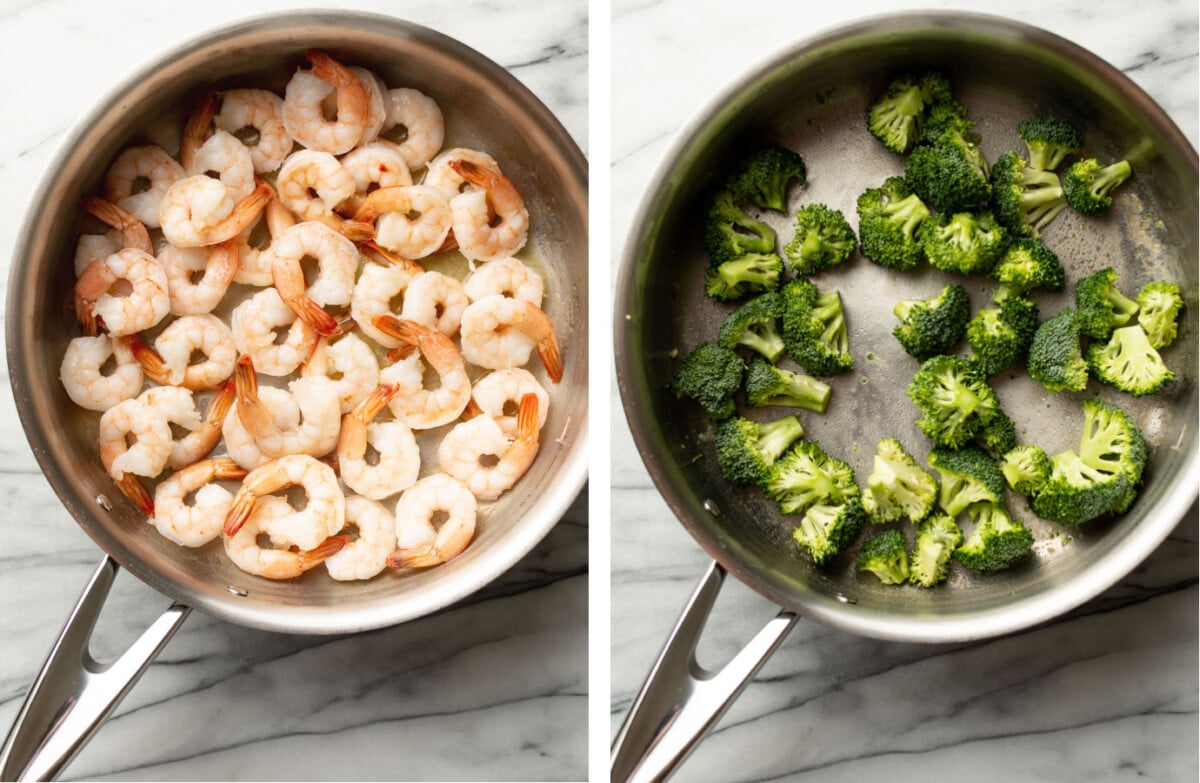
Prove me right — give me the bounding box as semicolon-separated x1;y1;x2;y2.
0;1;587;781
610;1;1198;781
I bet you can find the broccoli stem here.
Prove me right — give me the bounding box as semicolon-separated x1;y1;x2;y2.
1090;161;1132;198
776;375;832;413
885;194;929;240
758;417;806;462
715;257;776;288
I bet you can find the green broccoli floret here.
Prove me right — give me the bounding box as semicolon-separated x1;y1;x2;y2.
1079;398;1147;492
744;356;832;413
954;502;1034;572
793;499;868;566
1031;449;1131;525
704;253;784;302
1026;308;1088;393
979;407;1017;457
1017;115;1083;172
927;445;1006;517
856;177;932;271
1062;158;1132;215
991;237;1065;302
921;211;1007;275
1135;280;1183;349
892;283;971;361
779;279;853;376
1001;444;1052;496
783;204;857;274
717;292;786;363
1086;325;1175;397
702;189;777;265
966;296;1039;376
765;440;859;515
730;146;807;212
909;513;963;588
1075;267;1139;340
713;415;805;486
905;128;991;214
918;99;971;145
862;437;938;524
670;342;744;419
990;150;1068;238
865;74;928;154
907;355;999;449
855;529;911;585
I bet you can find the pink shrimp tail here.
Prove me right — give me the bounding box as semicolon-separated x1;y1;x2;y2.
286;294;341;337
299;535;350;568
538;334;564;384
223;489;257;537
116;474;155;517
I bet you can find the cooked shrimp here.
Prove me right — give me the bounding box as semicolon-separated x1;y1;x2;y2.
180;92;219;173
157;239;239;315
214;88;294;173
187;130;256;202
378;88;444;171
231;287;319;377
351;185;451;259
225;494;348;580
300;333;379;413
60;335;143;412
370;316;471;429
101;146;184;229
337;384;420;500
74;232;122;278
463;256;544;305
234;355;341;459
459;294;563;382
438;393;540;501
267;221;360;336
99;397;172;514
401;271;468;337
349;261;416;348
468;368;550;436
275;149;355;224
347;66;387;146
223;453;346;541
325;495;396;581
282;49;369;155
222;385;299;470
159;175;271;248
80;195;154;256
337;143;412;215
138;382;234;470
74;249;169;337
423;148;500;200
387;473;477;569
131;314;237;391
448;159;528;264
151;457;246;547
235;198;296;287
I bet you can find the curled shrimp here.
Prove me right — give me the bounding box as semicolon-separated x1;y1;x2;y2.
60;335;143;412
130;313;237;391
231;287;319;377
158;239;239;315
74;249;169;337
347;66;387;146
138;382;234;470
222;385;298;471
423;148;499;200
467;368;550;437
214;88;294;174
371;316;471;429
223;453;346;541
463;256;544;305
151;457;247;547
350;185;451;259
224;494;348;581
325;495;396;581
80;195;154;256
234;355;341;459
267;221;360;336
448;159;529;265
101;146;184;229
336;384;420;501
275;149;355;224
337;143;412;215
349;261;416;348
300;333;379;414
235;198;296;287
438;392;541;501
182;95;255;201
99;397;172;514
459;294;563;382
378;88;444;171
401;271;468;338
159;175;272;248
387;473;477;569
282;49;369;155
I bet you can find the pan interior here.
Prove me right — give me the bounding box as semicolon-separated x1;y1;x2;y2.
617;15;1197;641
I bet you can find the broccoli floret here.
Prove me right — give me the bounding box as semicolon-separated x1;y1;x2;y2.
1086;325;1175;397
907;355;999;449
1135;280;1183;349
765;440;859;515
921;211;1007;275
927;445;1006;517
670;342;744;419
862;437;938;524
1001;444;1052;496
794;499;868;566
1075;267;1139;340
730;146;807;212
1031;449;1131;525
1079;398;1147;492
779;279;853;376
909;513;963;588
954;502;1034;572
744;357;832;413
713;415;805;486
892;284;971;361
966;296;1039;376
704;253;784;302
783;204;857;274
702;189;777;265
979;407;1017;457
918;99;971;145
990;150;1067;238
991;237;1065;302
856;177;931;271
1026;308;1089;393
905;128;991;214
1062;158;1133;215
865;74;928;154
717;292;786;363
1017;115;1083;172
855;529;911;585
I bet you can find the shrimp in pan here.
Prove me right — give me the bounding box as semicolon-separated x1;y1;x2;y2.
337;142;412;216
222;385;299;471
275;149;356;225
158;175;272;248
234;355;341;459
222;453;345;542
139;382;235;470
101;145;184;229
268;221;360;336
79;195;154;256
387;473;477;569
181;94;255;201
350;185;452;259
235;198;296;287
152;457;247;547
336;384;420;501
447;159;528;265
463;256;544;306
225;494;348;581
423;148;500;201
131;313;237;391
371;316;471;430
346;66;387;146
74;249;169;337
230;287;319;377
324;495;396;582
378;88;444;171
300;333;379;414
213;88;294;174
60;335;143;413
157;239;239;316
282;49;369;156
350;261;416;348
438;392;541;501
466;368;550;437
459;294;563;383
98;397;172;515
400;271;468;338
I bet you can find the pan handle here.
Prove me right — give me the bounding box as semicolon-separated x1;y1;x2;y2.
0;555;191;782
610;560;798;783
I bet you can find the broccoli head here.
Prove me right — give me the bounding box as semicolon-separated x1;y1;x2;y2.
991;237;1065;302
1026;308;1088;393
1086;325;1175;397
927;445;1007;517
905;128;991;214
855;529;911;585
1001;444;1052;496
704;253;784;302
1075;267;1139;340
793;499;868;566
765;439;859;515
862;437;938;524
966;296;1039;376
1062;158;1132;216
892;283;971;361
744;356;832;413
907;355;999;449
717;292;786;363
979;407;1017;457
713;415;805;486
990;150;1068;238
954;502;1034;572
729;146;807;212
1031;449;1131;526
1017;115;1083;172
670;342;744;419
909;513;963;588
856;177;931;271
865;74;929;154
1079;398;1147;493
783;204;857;275
702;189;777;266
779;279;853;376
918;99;971;145
1135;280;1183;349
921;211;1008;275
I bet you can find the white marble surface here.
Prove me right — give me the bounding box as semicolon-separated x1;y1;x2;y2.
610;1;1198;781
0;1;587;781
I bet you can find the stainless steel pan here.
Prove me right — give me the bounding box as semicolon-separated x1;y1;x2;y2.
612;12;1196;781
1;12;587;781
